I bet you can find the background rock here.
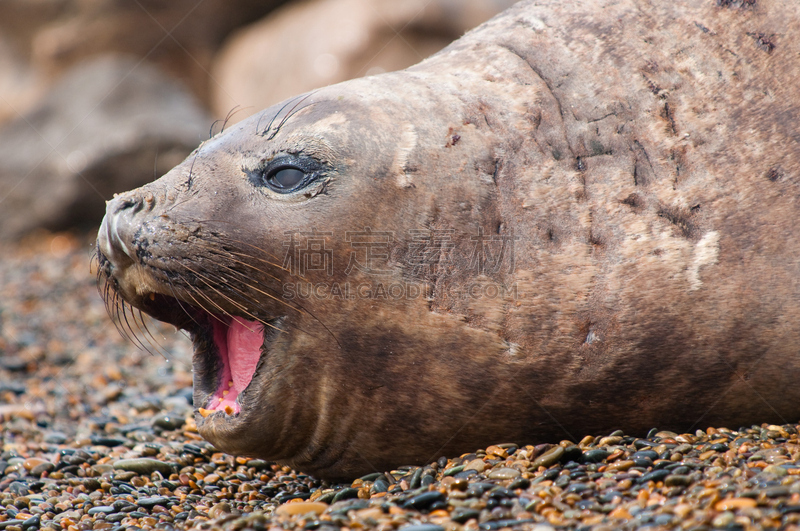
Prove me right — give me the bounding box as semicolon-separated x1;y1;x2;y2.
0;0;511;240
211;0;516;122
0;0;288;105
0;55;210;240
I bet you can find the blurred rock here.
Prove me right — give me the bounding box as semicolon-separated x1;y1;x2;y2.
0;0;287;107
0;55;210;241
0;35;47;124
210;0;516;122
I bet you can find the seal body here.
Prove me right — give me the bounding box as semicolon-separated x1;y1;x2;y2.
97;0;800;480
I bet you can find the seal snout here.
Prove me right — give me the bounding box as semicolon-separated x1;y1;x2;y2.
98;193;153;270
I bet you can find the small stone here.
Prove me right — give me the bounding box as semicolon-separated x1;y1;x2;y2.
715;498;757;511
275;501;328;517
712;511;735;528
30;462;55;476
488;467;520;480
763;465;788;476
606;460;634;472
403;491;445;510
451;507;480;523
443;465;465;476
485;445;508;458
638;469;670;484
332;488;360;503
582;449;610;463
508;477;531;490
87;506;115;515
152;415;185;431
764;486;790;498
664;474;692;487
113;458;174;476
137;496;170;509
370;479;389;494
464;459;486;473
400;525;445;531
598;436;623;446
450;477;469;491
42;433;68;444
207;502;232;518
22;458;47;472
531;446;564;469
88;436;128;447
608;507;632;519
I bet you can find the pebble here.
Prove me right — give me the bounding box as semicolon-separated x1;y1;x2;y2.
275;501;328;516
531;446;564;468
464;458;486;472
715;498;758;511
400;525;445;531
113;458;175;476
487;467;520;480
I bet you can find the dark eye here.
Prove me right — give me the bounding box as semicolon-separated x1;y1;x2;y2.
266;166;306;192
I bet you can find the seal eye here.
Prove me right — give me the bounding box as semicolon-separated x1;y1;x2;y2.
266;166;306;192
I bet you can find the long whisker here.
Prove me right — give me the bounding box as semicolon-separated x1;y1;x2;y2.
208;266;341;346
119;295;153;353
132;307;170;360
185;235;341;349
181;263;286;334
260;94;304;137
221;105;250;133
168;278;230;328
183;238;285;282
268;93;317;140
214;262;297;310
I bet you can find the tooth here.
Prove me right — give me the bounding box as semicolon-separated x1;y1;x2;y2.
199;408;212;418
222;390;229;396
228;381;234;388
149;293;155;301
224;405;234;415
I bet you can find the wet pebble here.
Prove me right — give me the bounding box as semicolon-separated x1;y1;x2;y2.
113;458;174;476
487;467;520;480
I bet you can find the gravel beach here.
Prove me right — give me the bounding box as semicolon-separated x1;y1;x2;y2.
2;231;800;531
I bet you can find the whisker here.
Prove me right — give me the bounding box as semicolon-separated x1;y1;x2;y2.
132;306;169;360
180;233;341;349
268;93;317;140
221;105;250;133
213;260;300;312
165;277;228;329
261;94;305;137
182;263;285;334
185;144;203;191
181;236;286;280
119;295;153;353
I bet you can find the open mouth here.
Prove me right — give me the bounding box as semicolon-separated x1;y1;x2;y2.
130;292;274;419
200;316;265;416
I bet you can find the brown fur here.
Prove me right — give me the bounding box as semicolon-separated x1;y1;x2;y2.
97;0;800;480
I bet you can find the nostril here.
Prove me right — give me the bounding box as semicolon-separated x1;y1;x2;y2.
99;193;147;266
115;195;145;216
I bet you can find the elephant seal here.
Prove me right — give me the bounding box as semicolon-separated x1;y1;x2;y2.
96;0;800;481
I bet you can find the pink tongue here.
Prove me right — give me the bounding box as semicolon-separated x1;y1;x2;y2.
209;317;264;413
227;317;265;393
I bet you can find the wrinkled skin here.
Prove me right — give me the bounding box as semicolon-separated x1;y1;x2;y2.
97;0;800;481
